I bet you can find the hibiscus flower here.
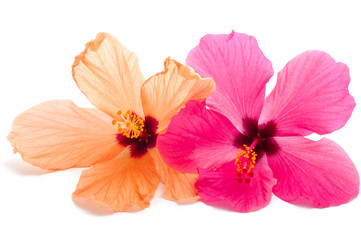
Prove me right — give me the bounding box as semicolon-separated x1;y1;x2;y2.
157;31;359;212
8;32;215;212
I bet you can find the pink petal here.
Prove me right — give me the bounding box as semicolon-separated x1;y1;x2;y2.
8;100;121;170
260;51;355;136
186;31;273;133
157;100;240;174
268;137;359;208
195;155;276;212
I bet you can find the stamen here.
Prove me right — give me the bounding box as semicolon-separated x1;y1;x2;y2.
234;140;259;184
234;144;257;173
112;110;145;138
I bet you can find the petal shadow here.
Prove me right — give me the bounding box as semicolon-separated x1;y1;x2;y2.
72;196;116;216
3;159;52;175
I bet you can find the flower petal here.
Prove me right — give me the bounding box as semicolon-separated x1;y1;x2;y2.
141;58;215;134
157;100;240;174
260;51;355;136
73;150;160;212
195;155;276;212
8;100;121;170
72;32;145;119
148;148;199;203
186;31;273;132
268;137;359;208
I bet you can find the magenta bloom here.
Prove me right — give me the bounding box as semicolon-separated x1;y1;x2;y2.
157;32;359;212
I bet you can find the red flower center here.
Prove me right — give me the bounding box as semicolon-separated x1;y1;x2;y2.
113;111;158;158
233;118;279;183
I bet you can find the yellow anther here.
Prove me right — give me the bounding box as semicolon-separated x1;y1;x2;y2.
112;110;145;139
234;144;257;174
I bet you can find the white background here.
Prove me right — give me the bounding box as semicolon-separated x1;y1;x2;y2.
1;0;360;239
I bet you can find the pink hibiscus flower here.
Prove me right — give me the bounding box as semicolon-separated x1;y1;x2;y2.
157;31;359;212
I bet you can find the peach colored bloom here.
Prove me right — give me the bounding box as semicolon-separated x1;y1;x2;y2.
8;33;215;212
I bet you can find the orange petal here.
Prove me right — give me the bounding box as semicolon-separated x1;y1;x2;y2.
8;100;121;170
149;148;200;203
141;58;215;133
72;32;145;119
73;149;160;212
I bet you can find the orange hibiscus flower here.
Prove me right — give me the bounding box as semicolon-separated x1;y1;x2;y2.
8;33;215;211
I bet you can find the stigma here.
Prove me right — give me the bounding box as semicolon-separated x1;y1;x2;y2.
112;110;145;138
